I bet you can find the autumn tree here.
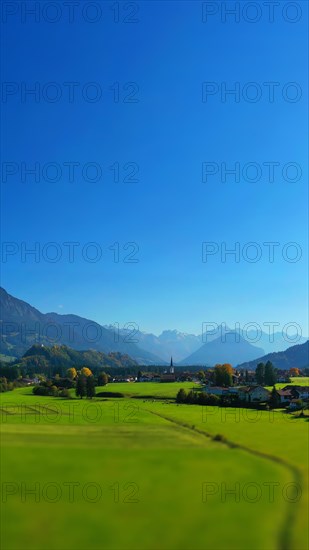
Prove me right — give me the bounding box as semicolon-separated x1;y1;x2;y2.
86;376;96;399
76;376;86;399
80;367;92;377
67;367;77;380
255;363;265;385
289;368;300;377
214;364;233;386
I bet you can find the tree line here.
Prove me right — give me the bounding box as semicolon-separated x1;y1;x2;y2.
31;367;109;399
255;361;277;385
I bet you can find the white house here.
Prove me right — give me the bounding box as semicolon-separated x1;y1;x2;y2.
282;385;309;400
293;387;309;400
236;386;270;403
276;389;293;404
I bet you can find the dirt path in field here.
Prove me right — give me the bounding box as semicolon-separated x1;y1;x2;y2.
141;406;304;550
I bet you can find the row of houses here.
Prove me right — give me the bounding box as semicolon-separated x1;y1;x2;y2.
139;373;200;383
201;385;270;402
276;385;309;404
138;370;296;385
201;384;309;406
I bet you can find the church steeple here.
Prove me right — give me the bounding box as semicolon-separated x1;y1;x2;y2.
170;356;174;374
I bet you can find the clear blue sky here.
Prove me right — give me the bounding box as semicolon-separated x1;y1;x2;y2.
1;1;308;336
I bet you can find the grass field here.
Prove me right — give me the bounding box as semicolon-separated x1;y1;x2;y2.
99;377;309;394
95;380;200;398
289;376;309;386
0;385;308;550
265;377;309;390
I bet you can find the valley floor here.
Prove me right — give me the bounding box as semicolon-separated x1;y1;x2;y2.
0;386;308;550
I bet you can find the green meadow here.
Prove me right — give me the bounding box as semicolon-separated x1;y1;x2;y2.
0;385;308;550
95;380;199;397
265;377;309;390
288;376;309;386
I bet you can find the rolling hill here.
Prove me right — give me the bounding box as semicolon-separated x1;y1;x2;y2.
15;343;138;371
238;340;309;370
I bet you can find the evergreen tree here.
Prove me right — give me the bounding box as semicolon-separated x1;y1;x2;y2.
86;376;96;399
76;376;86;399
186;390;197;404
255;363;265;385
176;388;187;403
269;386;280;408
265;361;276;385
197;392;208;405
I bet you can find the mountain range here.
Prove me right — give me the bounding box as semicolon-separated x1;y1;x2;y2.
0;287;307;367
104;326;203;362
0;288;164;365
108;324;307;362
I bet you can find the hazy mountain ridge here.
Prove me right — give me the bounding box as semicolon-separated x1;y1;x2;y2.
112;327;203;362
238;341;309;371
178;332;265;367
117;324;307;363
1;288;307;366
0;288;165;365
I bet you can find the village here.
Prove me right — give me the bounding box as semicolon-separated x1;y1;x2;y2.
107;359;309;411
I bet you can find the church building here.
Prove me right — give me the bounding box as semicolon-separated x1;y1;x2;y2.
160;357;176;382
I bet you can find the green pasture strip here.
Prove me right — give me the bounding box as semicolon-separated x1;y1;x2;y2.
1;386;308;550
1;402;290;550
